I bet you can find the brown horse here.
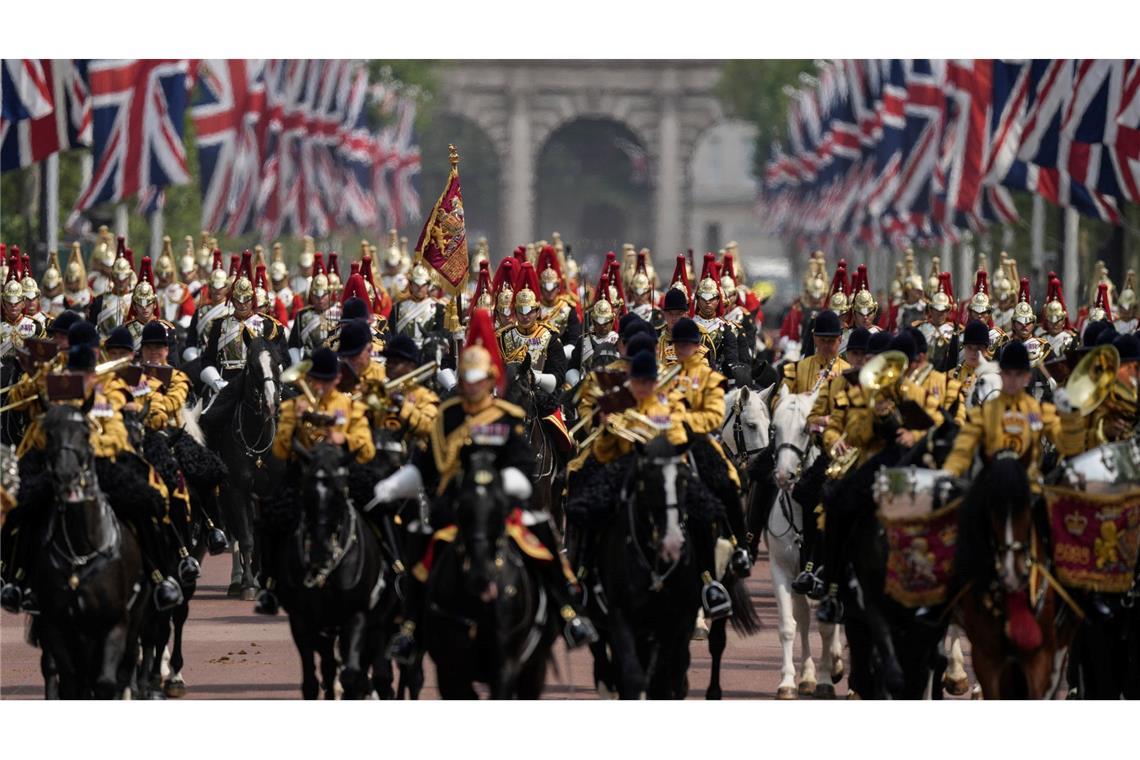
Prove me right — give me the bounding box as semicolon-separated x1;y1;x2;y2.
953;455;1081;699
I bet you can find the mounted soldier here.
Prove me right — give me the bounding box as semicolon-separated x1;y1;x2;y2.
2;256;44;360
86;226;117;299
962;268;1008;359
62;241;93;314
38;251;65;319
390;262;446;351
288;253;337;363
122;256;179;354
1037;272;1078;358
627;249;663;333
153;236;196;333
692;253;742;383
536;243;582;357
290;236;317;304
87;240;135;339
182;250;232;367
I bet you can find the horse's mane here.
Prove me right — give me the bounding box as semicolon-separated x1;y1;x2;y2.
953;456;1030;589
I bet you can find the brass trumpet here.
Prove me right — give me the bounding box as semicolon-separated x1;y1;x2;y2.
281;360;319;406
0;356;134;413
568;362;682;440
825;434;860;479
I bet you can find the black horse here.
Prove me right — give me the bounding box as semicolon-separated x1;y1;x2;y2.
282;442;393;699
31;405;146;699
837;412;962;699
504;355;562;527
594;436;703;699
202;337;282;600
423;449;559;699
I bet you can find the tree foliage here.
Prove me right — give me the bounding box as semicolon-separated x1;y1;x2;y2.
716;60;813;178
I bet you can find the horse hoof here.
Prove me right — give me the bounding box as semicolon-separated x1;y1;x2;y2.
226;583;242;598
814;683;836;699
943;674;970;697
164;679;186;699
970;685;983;700
831;659;846;685
241;587;258;601
797;680;816;696
776;686;798;700
846;691;861;700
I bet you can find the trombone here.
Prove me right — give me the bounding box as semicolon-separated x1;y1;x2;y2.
0;355;134;413
568;362;682;441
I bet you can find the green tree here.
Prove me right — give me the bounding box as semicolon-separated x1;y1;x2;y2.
716;60;813;178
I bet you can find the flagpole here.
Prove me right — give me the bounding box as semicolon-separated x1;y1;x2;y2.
115;203;129;240
1063;208;1079;312
42;153;60;265
150;206;165;258
1030;195;1045;291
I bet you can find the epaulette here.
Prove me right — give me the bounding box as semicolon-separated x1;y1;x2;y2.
492;398;526;419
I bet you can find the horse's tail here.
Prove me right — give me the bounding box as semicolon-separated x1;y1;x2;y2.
182;400;206;446
726;574;761;637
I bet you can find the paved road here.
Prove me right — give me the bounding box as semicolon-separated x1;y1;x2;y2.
1;548;975;700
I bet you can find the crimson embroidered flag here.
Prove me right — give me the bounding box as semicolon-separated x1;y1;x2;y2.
413;146;468;290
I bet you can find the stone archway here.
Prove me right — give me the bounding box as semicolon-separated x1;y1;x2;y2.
534;118;652;259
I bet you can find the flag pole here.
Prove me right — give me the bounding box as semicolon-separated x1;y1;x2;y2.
42;153;60;267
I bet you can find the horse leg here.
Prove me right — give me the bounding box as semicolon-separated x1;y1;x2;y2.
164;601;190;698
705;618;726;700
287;617;320;700
337;612;369;700
589;637;618;698
609;609;647;699
943;626;970;696
814;621;840;698
96;618;131;699
317;635;339;700
793;592;817;696
40;625;77;699
768;536;799;698
41;649;59;700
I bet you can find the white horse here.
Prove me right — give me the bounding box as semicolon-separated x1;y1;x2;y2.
721;384;773;466
766;388;844;699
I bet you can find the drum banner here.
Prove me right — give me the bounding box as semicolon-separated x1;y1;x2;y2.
879;499;960;608
1044;486;1140;593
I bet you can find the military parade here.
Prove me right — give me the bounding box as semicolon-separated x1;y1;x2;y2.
3;30;1140;721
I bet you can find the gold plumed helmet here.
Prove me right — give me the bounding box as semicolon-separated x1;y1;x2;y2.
853;287;878;316
3;279;24;304
828;290;850;315
565;256;579;282
591;298;614;325
409;263;431;286
180;236;197;276
514;286;538;312
309;272;329;298
196;232;213;269
65;241;86;289
632;270;651;296
540;267;561;291
904;272;924;292
132;279;156;306
458;344;493;383
968;290;991;316
1012;277;1035;325
806;272;827;301
497;285;515;316
155;236;177;283
93;225;116;267
42;251;62;290
232;275;254;304
299;236;315;269
23;277;40;301
111;254;133;282
1118;269;1136;312
384;229;402;268
209;269;228;290
472;237;490;268
930;288;951;312
476;290;494;311
926;256;942;297
269;242;287;282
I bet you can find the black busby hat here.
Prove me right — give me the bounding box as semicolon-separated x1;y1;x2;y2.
621;319;654;344
67;320;99;350
963;320;990;347
867;331;892;356
672;317;701;345
1082;319;1110;348
812;310;842;337
889;333;917;362
48;310;81;336
140;320;169;346
618;312;643;336
1094;324;1120;347
1113;333;1139;363
624;333;657;359
999;340;1031;372
663;288;688;311
629;350;658;380
335;319;371;358
342;297;369;322
906;326;928;355
846;326;871;353
308;347;339;381
67;344;96;371
104;326;134;352
383;335;420;365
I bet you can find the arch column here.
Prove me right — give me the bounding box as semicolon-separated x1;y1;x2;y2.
654;84;683;259
503;88;534;247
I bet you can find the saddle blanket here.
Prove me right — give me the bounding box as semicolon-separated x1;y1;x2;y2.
878;499;961;608
411;509;565;582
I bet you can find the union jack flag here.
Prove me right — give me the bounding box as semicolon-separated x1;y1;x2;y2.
2;59;90;173
71;60;197;220
389;96;421;229
193;59;268;236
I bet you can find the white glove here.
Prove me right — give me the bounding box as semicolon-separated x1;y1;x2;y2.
563;344;575;360
288;347;303;365
200;365;228;393
501;466;533;500
182;346;201;363
565;368;581;387
366;464;424;511
1053;387;1075;415
435;368;458;391
178;314;193;330
533;371;557;394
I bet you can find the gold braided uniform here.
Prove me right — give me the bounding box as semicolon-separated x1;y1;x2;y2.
822;375;885;466
673;348;740;487
785;354;850;432
16;385;132;460
141;367;191;431
658;332;678;368
944;390;1066;483
592;391;688;464
272;390;375;464
575;357;629;434
906;363;948;428
1059;381;1139;452
351;360;439;442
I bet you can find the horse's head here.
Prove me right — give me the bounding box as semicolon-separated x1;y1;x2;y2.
372;426;407;479
297;441;353;568
772;390;816;491
969;364;1002;410
44;404;98;504
456;448;508;602
723;384;773;467
633;434;690;563
245;337;281;419
504;354;535;417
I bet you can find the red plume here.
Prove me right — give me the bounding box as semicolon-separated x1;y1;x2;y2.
327;252;340;280
350;261;361;278
469;259;493;320
827;259;850;303
635;250;649;276
516;261;541;297
116;236;126;259
536;244;562;287
255;263;271;293
721;252;736;285
123;248;135;273
591;265;610;307
138;256;154;287
212;249;223;272
340;272;373;317
492;257;516;298
5;254;21;283
21;252;32;279
228;254;241;279
1043;273;1072;328
513;246;527;264
463;308;507;394
1094;282;1113;321
699;252;718;285
669;253;691;299
606;260;627;315
1017;276;1031;305
972;269;989;296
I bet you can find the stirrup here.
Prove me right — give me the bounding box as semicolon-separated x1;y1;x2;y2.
816;596;844;624
178;556;201;584
701;580;732;621
791;567;819;595
561;606;599;649
206;528;229;556
730;547;752;577
253;589;279;616
0;583;22;614
154;578;184;612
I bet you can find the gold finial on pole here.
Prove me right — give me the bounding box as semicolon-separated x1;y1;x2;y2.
449;144;459;170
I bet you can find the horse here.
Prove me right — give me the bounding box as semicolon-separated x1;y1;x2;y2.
768;389;844;698
281;442;393;699
594;436;704;699
201;336;282;600
422;448;559;699
30;405;146;699
953;454;1080;699
504;354;562;527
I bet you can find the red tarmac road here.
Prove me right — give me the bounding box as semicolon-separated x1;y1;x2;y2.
1;548;978;700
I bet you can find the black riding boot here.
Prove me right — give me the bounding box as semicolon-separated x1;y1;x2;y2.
254;526;280;616
817;486;860;624
0;517;27;613
689;519;732;620
527;520;598;648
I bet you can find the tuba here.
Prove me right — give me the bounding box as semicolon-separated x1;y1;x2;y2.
1064;344;1119;418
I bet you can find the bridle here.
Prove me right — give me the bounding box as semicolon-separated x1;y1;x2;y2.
621;452;686;592
721;391;766;466
299;468;360;589
234;347;278;461
48;439;119;573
